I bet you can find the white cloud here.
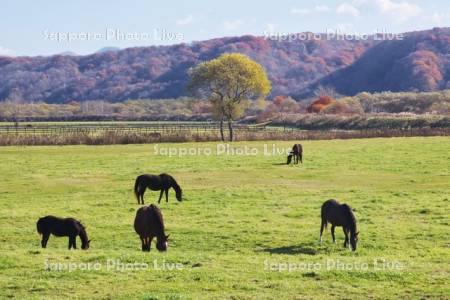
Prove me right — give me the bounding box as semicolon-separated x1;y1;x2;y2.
264;23;279;33
291;5;330;15
427;11;450;25
335;23;356;32
375;0;421;22
291;8;312;15
0;46;14;56
429;12;442;23
176;14;194;26
351;0;368;6
337;3;361;17
315;5;331;12
223;19;244;31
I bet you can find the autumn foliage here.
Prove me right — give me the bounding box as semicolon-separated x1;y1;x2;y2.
307;96;336;113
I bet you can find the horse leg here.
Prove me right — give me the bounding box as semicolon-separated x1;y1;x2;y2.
41;233;50;248
68;235;76;250
149;237;154;251
136;186;141;204
343;228;349;248
143;237;148;251
299;154;302;164
140;187;145;204
140;237;146;251
320;220;325;243
158;190;164;204
146;237;152;252
165;189;169;203
331;225;336;243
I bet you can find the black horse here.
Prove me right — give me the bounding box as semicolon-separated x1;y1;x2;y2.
134;173;182;204
134;204;169;252
36;216;90;250
287;144;303;165
320;199;359;251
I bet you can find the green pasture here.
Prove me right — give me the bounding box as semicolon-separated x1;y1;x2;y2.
0;138;448;299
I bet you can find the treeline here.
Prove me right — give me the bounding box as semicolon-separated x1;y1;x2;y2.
1;90;449;128
0;98;212;122
273;114;450;130
261;90;450;118
326;90;450;115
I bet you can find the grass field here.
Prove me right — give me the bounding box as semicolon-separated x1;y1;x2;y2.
0;138;449;299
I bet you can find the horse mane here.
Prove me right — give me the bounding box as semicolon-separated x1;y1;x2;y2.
168;175;181;193
342;204;357;233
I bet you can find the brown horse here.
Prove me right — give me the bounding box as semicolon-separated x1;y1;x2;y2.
36;216;90;250
320;199;359;251
134;204;169;252
134;173;182;204
287;144;303;164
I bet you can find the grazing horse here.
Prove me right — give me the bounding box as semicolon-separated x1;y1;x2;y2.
320;199;359;251
134;204;169;252
36;216;90;250
287;144;303;165
134;173;182;204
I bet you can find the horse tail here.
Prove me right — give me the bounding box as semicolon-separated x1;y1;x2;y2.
320;206;328;229
36;218;43;235
134;176;141;202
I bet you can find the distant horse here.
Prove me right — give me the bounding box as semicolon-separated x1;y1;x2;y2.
320;199;359;251
134;204;169;252
287;143;303;164
134;173;182;204
36;216;90;250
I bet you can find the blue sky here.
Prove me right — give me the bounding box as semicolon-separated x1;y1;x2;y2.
1;0;449;56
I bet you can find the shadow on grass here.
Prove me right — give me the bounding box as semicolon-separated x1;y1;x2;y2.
261;242;318;255
271;163;287;166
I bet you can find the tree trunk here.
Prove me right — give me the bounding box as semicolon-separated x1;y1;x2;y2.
219;119;225;141
228;120;233;142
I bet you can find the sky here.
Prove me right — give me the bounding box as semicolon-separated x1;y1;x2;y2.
0;0;449;56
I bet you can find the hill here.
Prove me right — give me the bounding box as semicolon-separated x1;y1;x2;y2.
310;27;450;97
0;28;449;103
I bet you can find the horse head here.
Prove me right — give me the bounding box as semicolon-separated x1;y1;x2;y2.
287;154;293;165
175;188;183;202
156;235;169;252
350;231;359;251
81;239;91;250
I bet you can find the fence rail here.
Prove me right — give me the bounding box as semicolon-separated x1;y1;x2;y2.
0;122;268;135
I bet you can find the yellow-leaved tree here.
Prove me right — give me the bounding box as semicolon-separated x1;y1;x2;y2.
188;53;271;141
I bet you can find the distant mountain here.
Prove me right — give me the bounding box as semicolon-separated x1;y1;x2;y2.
309;27;450;96
96;47;121;53
0;28;448;103
59;51;78;56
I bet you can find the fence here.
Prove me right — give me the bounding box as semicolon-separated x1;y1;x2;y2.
0;122;448;146
0;122;268;136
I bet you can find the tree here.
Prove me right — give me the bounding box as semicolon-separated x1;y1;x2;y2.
313;85;341;99
188;53;271;141
307;96;336;113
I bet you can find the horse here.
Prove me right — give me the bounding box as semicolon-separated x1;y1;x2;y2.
36;216;90;250
287;144;303;165
134;173;182;204
319;199;359;251
134;204;169;252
